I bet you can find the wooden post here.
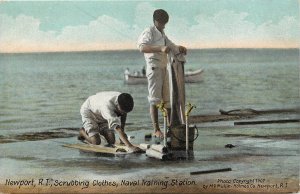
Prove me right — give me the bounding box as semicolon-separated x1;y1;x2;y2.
234;119;300;125
190;168;232;175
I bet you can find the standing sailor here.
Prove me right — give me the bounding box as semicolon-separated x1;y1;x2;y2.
137;9;187;138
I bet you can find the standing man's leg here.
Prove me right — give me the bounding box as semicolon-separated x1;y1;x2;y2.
147;66;164;138
150;104;163;137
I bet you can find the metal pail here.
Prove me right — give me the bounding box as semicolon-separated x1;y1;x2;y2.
168;125;197;150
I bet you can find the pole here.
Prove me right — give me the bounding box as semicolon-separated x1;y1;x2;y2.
163;114;167;146
157;102;168;147
186;115;189;152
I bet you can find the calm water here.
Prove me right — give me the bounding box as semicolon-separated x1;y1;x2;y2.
0;49;299;134
0;49;299;184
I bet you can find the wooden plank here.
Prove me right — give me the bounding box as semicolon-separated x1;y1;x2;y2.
190;108;299;123
190;114;245;123
190;168;232;175
63;143;129;155
220;108;300;115
234;119;300;125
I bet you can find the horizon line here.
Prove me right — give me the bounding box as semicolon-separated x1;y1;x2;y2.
0;47;299;54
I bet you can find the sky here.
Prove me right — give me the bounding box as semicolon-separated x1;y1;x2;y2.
0;0;299;53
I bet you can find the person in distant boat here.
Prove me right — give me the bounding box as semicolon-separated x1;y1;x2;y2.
124;68;130;76
141;66;146;77
137;9;187;138
133;71;140;76
78;91;142;153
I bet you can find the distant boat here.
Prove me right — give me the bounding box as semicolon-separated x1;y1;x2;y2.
124;69;204;85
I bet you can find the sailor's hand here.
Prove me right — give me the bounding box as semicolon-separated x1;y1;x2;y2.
179;46;187;55
161;46;170;53
129;145;144;153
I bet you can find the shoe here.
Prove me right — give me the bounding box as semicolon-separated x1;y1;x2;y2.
104;144;115;148
77;135;85;141
153;129;164;139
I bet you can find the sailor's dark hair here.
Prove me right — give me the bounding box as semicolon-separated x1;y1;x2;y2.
153;9;169;24
117;93;134;112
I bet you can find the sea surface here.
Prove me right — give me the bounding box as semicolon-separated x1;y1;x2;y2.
0;49;299;133
0;49;299;192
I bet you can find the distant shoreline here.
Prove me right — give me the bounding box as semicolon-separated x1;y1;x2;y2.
0;48;298;55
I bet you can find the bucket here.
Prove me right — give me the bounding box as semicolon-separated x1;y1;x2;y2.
168;125;198;150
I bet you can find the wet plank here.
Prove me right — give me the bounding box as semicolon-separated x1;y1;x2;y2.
219;108;299;115
234;119;300;125
190;168;232;175
190;114;250;123
190;108;299;123
63;143;129;155
0;131;75;144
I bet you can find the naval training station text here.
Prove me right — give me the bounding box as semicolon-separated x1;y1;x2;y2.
4;178;196;190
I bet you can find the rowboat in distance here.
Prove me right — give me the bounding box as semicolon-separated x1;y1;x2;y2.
185;69;204;83
124;68;204;85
